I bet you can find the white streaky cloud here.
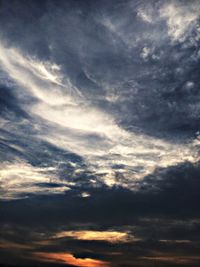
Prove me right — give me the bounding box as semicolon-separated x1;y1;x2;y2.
99;16;138;50
28;59;63;85
160;2;200;41
32;102;123;138
0;161;69;200
0;44;82;106
0;43;198;196
137;8;154;24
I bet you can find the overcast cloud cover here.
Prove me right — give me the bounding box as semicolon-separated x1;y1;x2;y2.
0;0;200;266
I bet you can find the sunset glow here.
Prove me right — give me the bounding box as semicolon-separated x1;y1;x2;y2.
34;252;109;267
54;230;130;243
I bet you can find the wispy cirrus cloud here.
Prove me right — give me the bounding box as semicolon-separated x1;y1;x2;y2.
0;42;199;198
0;160;69;200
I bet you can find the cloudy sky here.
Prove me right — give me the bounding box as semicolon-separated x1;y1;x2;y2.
0;0;200;266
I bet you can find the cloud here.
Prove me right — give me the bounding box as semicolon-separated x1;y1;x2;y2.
33;252;109;267
1;160;200;266
54;230;131;243
0;160;69;200
160;2;200;42
0;43;199;198
0;2;200;265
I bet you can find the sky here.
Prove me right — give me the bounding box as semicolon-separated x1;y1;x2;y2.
0;0;200;266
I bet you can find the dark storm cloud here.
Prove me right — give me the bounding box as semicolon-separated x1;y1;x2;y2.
1;160;200;266
1;161;200;226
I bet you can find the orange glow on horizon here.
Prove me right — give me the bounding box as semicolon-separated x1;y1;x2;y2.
34;252;110;267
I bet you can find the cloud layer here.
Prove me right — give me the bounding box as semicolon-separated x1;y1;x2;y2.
0;0;200;266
